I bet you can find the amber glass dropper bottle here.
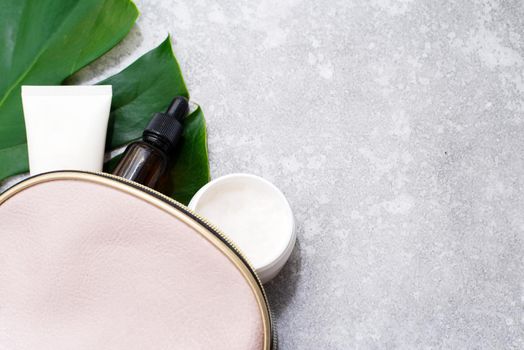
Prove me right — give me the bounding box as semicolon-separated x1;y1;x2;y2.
112;96;189;189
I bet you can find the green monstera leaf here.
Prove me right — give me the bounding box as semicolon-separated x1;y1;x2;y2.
165;106;209;204
0;0;138;178
101;39;210;204
0;0;209;204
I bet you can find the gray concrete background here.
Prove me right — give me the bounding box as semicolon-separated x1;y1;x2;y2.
77;0;524;348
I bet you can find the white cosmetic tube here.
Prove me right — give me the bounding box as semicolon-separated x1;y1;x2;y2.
21;85;112;175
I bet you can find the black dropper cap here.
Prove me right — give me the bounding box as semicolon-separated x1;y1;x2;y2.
143;97;189;153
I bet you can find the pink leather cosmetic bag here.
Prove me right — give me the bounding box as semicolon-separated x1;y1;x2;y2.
0;171;275;349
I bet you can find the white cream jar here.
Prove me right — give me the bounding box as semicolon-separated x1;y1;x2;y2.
189;174;295;283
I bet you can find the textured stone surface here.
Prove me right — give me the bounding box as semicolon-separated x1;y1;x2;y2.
25;0;524;348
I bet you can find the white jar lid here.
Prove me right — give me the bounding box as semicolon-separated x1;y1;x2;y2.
188;173;295;284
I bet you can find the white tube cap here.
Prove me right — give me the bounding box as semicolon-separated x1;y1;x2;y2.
188;174;295;284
